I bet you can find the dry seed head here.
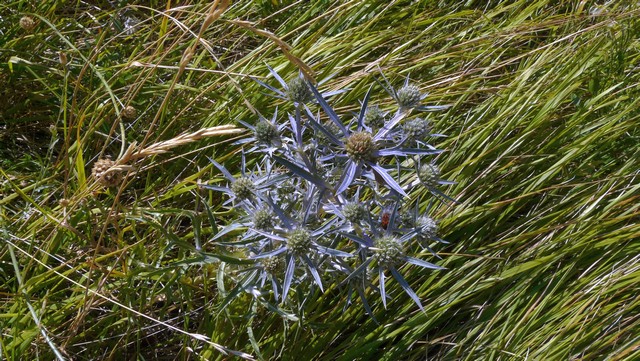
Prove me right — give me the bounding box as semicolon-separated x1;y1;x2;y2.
91;158;122;187
19;16;36;32
345;132;377;162
122;105;137;120
396;84;422;108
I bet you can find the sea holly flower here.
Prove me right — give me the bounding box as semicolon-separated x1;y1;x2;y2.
373;235;405;268
342;202;369;225
202;156;276;206
253;64;346;106
364;105;387;130
236;110;287;156
286;77;314;104
250;215;351;301
419;162;440;188
409;159;458;203
205;68;455;315
324;188;376;234
253;208;278;231
305;84;442;197
401;117;431;143
395;84;423;109
207;199;280;248
379;72;451;112
399;202;449;257
340;230;444;312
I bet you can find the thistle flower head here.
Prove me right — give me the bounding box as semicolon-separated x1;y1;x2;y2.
287;228;312;255
262;256;284;274
402;117;430;142
345;131;377;162
396;84;422;108
253;208;277;231
342;202;368;224
364;105;386;129
231;177;255;200
254;121;280;145
418;162;440;188
374;236;404;267
286;77;313;104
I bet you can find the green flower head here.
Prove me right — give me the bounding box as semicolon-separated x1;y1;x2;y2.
396;84;422;108
231;177;255;200
418;162;440;188
254;121;280;145
287;228;312;255
374;236;404;267
286;77;313;104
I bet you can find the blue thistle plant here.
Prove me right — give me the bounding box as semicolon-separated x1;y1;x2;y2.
305;85;443;197
204;65;456;315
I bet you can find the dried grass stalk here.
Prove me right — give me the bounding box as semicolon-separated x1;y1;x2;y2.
118;125;243;165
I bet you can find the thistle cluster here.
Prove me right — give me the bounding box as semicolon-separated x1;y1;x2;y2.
203;67;455;314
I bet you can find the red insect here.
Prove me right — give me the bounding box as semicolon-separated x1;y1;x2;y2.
380;212;391;230
380;210;391;229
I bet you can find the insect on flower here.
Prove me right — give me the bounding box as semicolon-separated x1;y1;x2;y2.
379;203;396;230
380;211;391;230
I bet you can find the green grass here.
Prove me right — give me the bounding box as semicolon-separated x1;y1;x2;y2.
1;0;639;360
